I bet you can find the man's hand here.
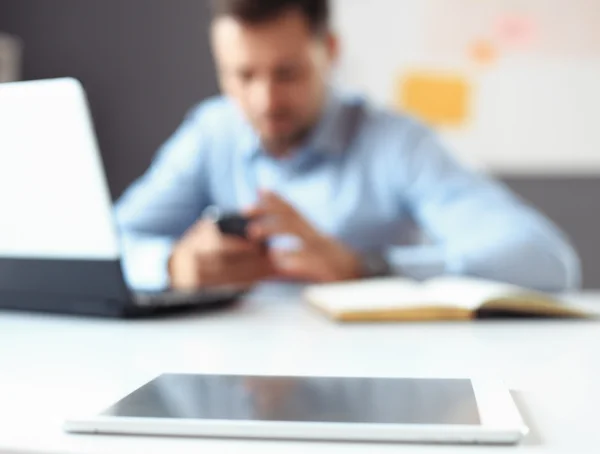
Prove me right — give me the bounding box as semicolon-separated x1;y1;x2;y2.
245;191;362;283
168;219;275;290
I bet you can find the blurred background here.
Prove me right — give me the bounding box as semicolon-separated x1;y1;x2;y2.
0;0;599;287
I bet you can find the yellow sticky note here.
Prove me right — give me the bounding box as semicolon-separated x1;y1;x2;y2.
396;71;471;127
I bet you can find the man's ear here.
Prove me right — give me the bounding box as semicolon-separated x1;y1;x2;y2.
210;23;227;93
325;31;340;64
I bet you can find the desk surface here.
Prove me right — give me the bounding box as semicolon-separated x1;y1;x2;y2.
0;284;599;454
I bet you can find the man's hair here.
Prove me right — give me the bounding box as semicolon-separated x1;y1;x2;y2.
210;0;330;35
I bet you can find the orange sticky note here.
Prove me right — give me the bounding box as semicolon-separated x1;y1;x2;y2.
470;39;497;65
396;71;471;127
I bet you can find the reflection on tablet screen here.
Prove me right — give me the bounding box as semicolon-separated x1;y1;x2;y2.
102;374;481;425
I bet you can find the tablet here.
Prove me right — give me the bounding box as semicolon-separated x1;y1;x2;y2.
64;374;528;445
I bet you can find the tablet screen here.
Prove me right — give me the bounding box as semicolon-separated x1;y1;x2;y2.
102;374;481;425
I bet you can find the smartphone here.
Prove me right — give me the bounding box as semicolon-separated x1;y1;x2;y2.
215;212;251;239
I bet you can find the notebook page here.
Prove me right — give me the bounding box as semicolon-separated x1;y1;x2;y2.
304;278;455;313
422;277;526;310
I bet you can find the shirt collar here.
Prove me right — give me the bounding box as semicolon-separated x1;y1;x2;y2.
238;89;346;161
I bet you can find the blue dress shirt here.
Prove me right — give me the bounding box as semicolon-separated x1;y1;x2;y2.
115;92;581;293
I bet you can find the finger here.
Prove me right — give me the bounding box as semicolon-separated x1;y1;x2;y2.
248;192;320;243
218;235;261;254
186;220;257;254
221;248;270;268
260;190;295;213
244;196;301;240
245;190;296;218
207;254;275;285
187;218;220;240
248;216;314;242
242;204;262;219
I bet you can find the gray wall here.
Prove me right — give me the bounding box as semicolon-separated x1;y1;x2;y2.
1;1;599;288
502;177;599;290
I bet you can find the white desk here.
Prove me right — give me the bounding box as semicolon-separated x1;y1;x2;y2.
0;284;599;454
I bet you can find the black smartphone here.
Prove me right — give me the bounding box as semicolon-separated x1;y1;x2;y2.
215;212;251;239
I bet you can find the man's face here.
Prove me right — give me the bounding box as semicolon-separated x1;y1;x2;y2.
211;9;337;153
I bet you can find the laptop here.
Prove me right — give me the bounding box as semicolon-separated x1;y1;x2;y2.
0;78;244;317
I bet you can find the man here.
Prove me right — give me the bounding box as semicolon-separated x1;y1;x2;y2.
115;0;580;293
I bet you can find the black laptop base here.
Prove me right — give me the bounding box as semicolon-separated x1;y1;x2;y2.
0;258;241;318
0;289;131;317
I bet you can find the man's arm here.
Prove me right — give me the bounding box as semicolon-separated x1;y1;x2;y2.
386;131;581;293
114;106;212;291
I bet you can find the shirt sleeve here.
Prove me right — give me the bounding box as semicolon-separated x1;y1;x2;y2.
114;105;212;291
385;131;581;293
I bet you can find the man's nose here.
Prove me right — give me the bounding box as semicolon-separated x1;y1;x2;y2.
253;80;282;113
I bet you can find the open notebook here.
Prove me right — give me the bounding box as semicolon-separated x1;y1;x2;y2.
304;277;590;322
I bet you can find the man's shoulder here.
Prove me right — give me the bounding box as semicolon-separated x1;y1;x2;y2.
337;92;432;148
359;96;427;132
177;96;254;158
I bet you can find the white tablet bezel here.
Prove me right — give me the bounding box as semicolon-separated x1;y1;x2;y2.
64;376;528;445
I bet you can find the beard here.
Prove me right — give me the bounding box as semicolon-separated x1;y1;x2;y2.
257;111;317;157
262;125;313;156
